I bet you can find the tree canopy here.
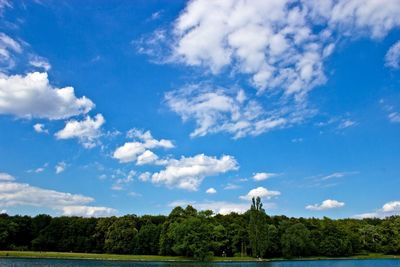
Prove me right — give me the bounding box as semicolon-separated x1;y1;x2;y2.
1;199;399;260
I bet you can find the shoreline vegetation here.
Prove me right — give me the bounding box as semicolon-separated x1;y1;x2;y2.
1;198;400;261
0;251;399;262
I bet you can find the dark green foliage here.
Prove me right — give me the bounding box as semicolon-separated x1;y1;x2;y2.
1;202;400;260
104;216;138;254
248;197;267;257
281;223;313;258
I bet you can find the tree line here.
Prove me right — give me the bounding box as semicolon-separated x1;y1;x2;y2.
0;197;399;260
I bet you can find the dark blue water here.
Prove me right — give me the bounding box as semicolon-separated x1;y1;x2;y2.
0;259;399;267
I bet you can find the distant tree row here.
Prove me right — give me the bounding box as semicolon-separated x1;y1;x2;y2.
1;197;399;260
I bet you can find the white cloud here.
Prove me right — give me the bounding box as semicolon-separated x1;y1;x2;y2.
0;33;22;69
168;200;250;215
166;85;309;138
252;172;277;181
33;123;48;134
224;183;240;190
138;172;151;182
111;170;135;191
62;206;115;217
55;114;105;148
240;186;281;201
379;99;400;123
163;0;400;96
0;176;116;217
382;201;400;212
194;201;250;215
337;119;357;129
388;112;400;123
34;167;45;173
306;199;345;211
141;0;400;138
385;41;400;69
55;162;66;174
136;150;159;165
0;209;6;214
29;55;51;71
151;154;238;191
0;172;14;181
113;129;174;164
0;72;94;120
206;187;217;194
320;171;358;181
355;200;400;218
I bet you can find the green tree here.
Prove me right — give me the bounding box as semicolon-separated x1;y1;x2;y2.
104;216;138;254
281;223;313;258
248;197;267;257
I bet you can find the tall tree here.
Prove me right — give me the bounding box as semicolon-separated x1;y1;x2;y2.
248;197;267;257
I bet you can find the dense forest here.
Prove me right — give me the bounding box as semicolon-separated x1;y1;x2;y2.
1;197;399;260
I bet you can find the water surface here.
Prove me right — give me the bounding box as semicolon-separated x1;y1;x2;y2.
0;259;400;267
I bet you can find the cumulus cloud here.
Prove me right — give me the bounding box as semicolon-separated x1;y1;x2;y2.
0;175;116;217
306;199;345;211
0;172;14;181
385;41;400;69
150;154;238;191
55;114;105;148
147;0;400;95
0;72;94;120
355;200;400;218
240;186;281;201
166;85;310;138
252;172;277;181
138;172;151;182
55;162;66;174
206;187;217;194
113;129;174;164
33;123;48;134
141;0;400;138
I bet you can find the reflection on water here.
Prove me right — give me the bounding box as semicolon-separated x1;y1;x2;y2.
0;258;400;267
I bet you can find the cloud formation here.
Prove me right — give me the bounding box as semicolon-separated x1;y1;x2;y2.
166;85;310;138
252;172;277;181
0;172;116;217
55;114;105;148
33;123;48;134
161;0;400;96
355;200;400;218
0;72;94;120
206;187;217;194
385;41;400;69
151;154;238;191
240;186;281;201
0;33;22;69
55;162;66;174
306;199;345;211
113;129;174;164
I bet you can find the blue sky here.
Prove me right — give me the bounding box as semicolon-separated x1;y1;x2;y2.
0;0;400;218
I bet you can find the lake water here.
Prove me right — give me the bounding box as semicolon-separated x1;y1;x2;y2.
0;259;400;267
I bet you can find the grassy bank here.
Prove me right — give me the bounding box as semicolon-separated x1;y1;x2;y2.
0;251;398;262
